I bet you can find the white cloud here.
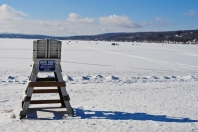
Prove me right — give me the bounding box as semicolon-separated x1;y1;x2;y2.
99;15;141;28
153;17;173;27
0;4;27;20
155;17;163;21
0;4;150;36
183;10;197;16
67;13;95;24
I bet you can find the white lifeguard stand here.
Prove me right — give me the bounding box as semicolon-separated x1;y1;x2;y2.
19;39;74;119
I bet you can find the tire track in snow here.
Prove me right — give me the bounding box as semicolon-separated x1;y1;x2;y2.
80;45;198;70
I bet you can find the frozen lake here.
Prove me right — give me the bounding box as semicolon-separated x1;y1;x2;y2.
0;39;198;132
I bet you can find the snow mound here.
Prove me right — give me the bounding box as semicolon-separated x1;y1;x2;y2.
0;74;197;85
63;75;74;82
73;76;91;84
105;76;120;82
81;76;90;80
91;74;103;83
141;76;158;79
5;76;19;82
160;76;171;79
183;75;195;79
92;74;103;79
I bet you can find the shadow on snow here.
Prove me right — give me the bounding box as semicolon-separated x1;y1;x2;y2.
75;108;198;123
26;107;198;123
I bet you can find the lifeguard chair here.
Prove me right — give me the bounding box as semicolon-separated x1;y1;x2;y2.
19;39;74;119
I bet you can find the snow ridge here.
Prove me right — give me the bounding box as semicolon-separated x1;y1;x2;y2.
0;74;197;85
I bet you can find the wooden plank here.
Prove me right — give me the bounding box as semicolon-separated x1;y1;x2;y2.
33;89;59;93
30;99;61;104
36;78;56;82
29;82;66;87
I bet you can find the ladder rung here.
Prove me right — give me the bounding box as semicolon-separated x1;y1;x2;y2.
33;89;59;93
29;82;66;87
30;99;61;104
36;78;56;82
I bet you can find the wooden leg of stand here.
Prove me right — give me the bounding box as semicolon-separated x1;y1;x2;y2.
56;72;74;115
20;72;38;119
54;72;65;107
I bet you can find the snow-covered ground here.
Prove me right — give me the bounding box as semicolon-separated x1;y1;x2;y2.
0;39;198;131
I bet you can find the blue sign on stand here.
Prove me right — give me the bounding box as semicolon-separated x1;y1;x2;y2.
39;60;55;71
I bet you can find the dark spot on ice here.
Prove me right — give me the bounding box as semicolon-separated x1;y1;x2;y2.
97;74;103;78
66;75;74;81
152;76;158;79
8;76;14;80
164;76;171;79
111;76;119;80
82;76;90;80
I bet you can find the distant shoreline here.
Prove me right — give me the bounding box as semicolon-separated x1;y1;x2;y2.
0;29;198;44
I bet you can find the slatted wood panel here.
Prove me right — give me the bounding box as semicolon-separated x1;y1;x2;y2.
49;41;61;58
33;39;61;59
29;82;66;87
35;40;47;58
30;99;61;104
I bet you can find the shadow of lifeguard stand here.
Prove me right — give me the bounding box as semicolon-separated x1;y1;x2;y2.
19;39;74;119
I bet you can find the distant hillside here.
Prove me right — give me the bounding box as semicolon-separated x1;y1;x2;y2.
0;29;198;44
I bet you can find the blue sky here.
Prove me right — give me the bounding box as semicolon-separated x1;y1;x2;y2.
0;0;197;36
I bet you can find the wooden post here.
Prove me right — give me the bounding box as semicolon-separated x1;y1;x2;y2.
54;72;65;107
